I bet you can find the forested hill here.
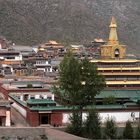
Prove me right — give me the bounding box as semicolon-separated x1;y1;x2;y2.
0;0;140;54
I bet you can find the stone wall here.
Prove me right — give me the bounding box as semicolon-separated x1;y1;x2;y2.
0;127;47;140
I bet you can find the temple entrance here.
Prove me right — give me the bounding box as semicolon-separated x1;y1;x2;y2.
23;94;29;101
115;49;120;58
40;114;50;125
0;117;5;126
0;118;2;126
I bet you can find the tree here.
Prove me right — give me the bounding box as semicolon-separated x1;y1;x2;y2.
136;123;140;139
104;117;117;139
66;112;83;136
53;53;105;127
27;84;33;88
103;95;116;105
53;52;81;105
123;120;133;139
84;109;101;139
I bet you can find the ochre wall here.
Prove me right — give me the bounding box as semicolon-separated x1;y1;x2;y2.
101;45;126;59
26;109;39;127
51;113;63;126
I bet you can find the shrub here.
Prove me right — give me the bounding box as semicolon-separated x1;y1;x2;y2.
84;109;101;139
66;112;82;136
135;123;140;139
104;117;117;139
123;120;133;139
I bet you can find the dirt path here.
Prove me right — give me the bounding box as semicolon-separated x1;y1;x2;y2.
11;107;30;127
45;127;87;140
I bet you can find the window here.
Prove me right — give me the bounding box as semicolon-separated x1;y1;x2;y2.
30;96;35;99
47;96;52;100
114;48;120;58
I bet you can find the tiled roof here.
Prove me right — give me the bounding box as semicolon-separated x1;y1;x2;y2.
87;105;126;110
29;104;126;111
96;90;140;99
27;99;56;105
30;106;71;111
9;94;27;107
9;90;140;112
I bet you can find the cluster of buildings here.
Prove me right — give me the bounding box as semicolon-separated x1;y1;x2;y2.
0;17;139;127
91;17;140;123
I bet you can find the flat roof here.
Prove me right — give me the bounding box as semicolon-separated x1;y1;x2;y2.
11;45;34;52
2;81;45;89
11;81;44;85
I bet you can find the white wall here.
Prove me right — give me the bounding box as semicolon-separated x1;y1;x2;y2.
35;95;40;99
37;68;45;72
100;112;139;123
62;113;87;124
5;111;11;126
62;113;71;124
62;111;140;124
0;54;22;60
0;56;4;59
15;54;22;61
12;102;27;118
11;92;54;101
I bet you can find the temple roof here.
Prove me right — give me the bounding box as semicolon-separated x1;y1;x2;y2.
106;81;140;85
9;93;139;112
98;67;140;70
90;59;140;63
27;99;56;105
96;89;140;99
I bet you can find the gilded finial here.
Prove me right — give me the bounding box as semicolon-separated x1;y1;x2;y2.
108;16;118;44
109;16;117;28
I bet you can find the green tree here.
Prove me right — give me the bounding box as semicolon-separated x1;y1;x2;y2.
123;120;133;139
27;84;33;88
135;123;140;139
84;109;101;139
103;96;116;105
66;112;82;136
53;53;105;128
104;117;117;139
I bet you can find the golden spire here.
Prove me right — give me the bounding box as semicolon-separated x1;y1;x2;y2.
109;16;117;28
108;16;119;44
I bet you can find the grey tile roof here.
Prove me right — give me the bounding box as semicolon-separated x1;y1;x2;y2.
11;45;34;52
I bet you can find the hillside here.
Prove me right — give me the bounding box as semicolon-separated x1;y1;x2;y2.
0;0;139;54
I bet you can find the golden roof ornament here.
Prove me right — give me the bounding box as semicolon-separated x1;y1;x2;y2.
109;16;117;28
108;16;119;45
